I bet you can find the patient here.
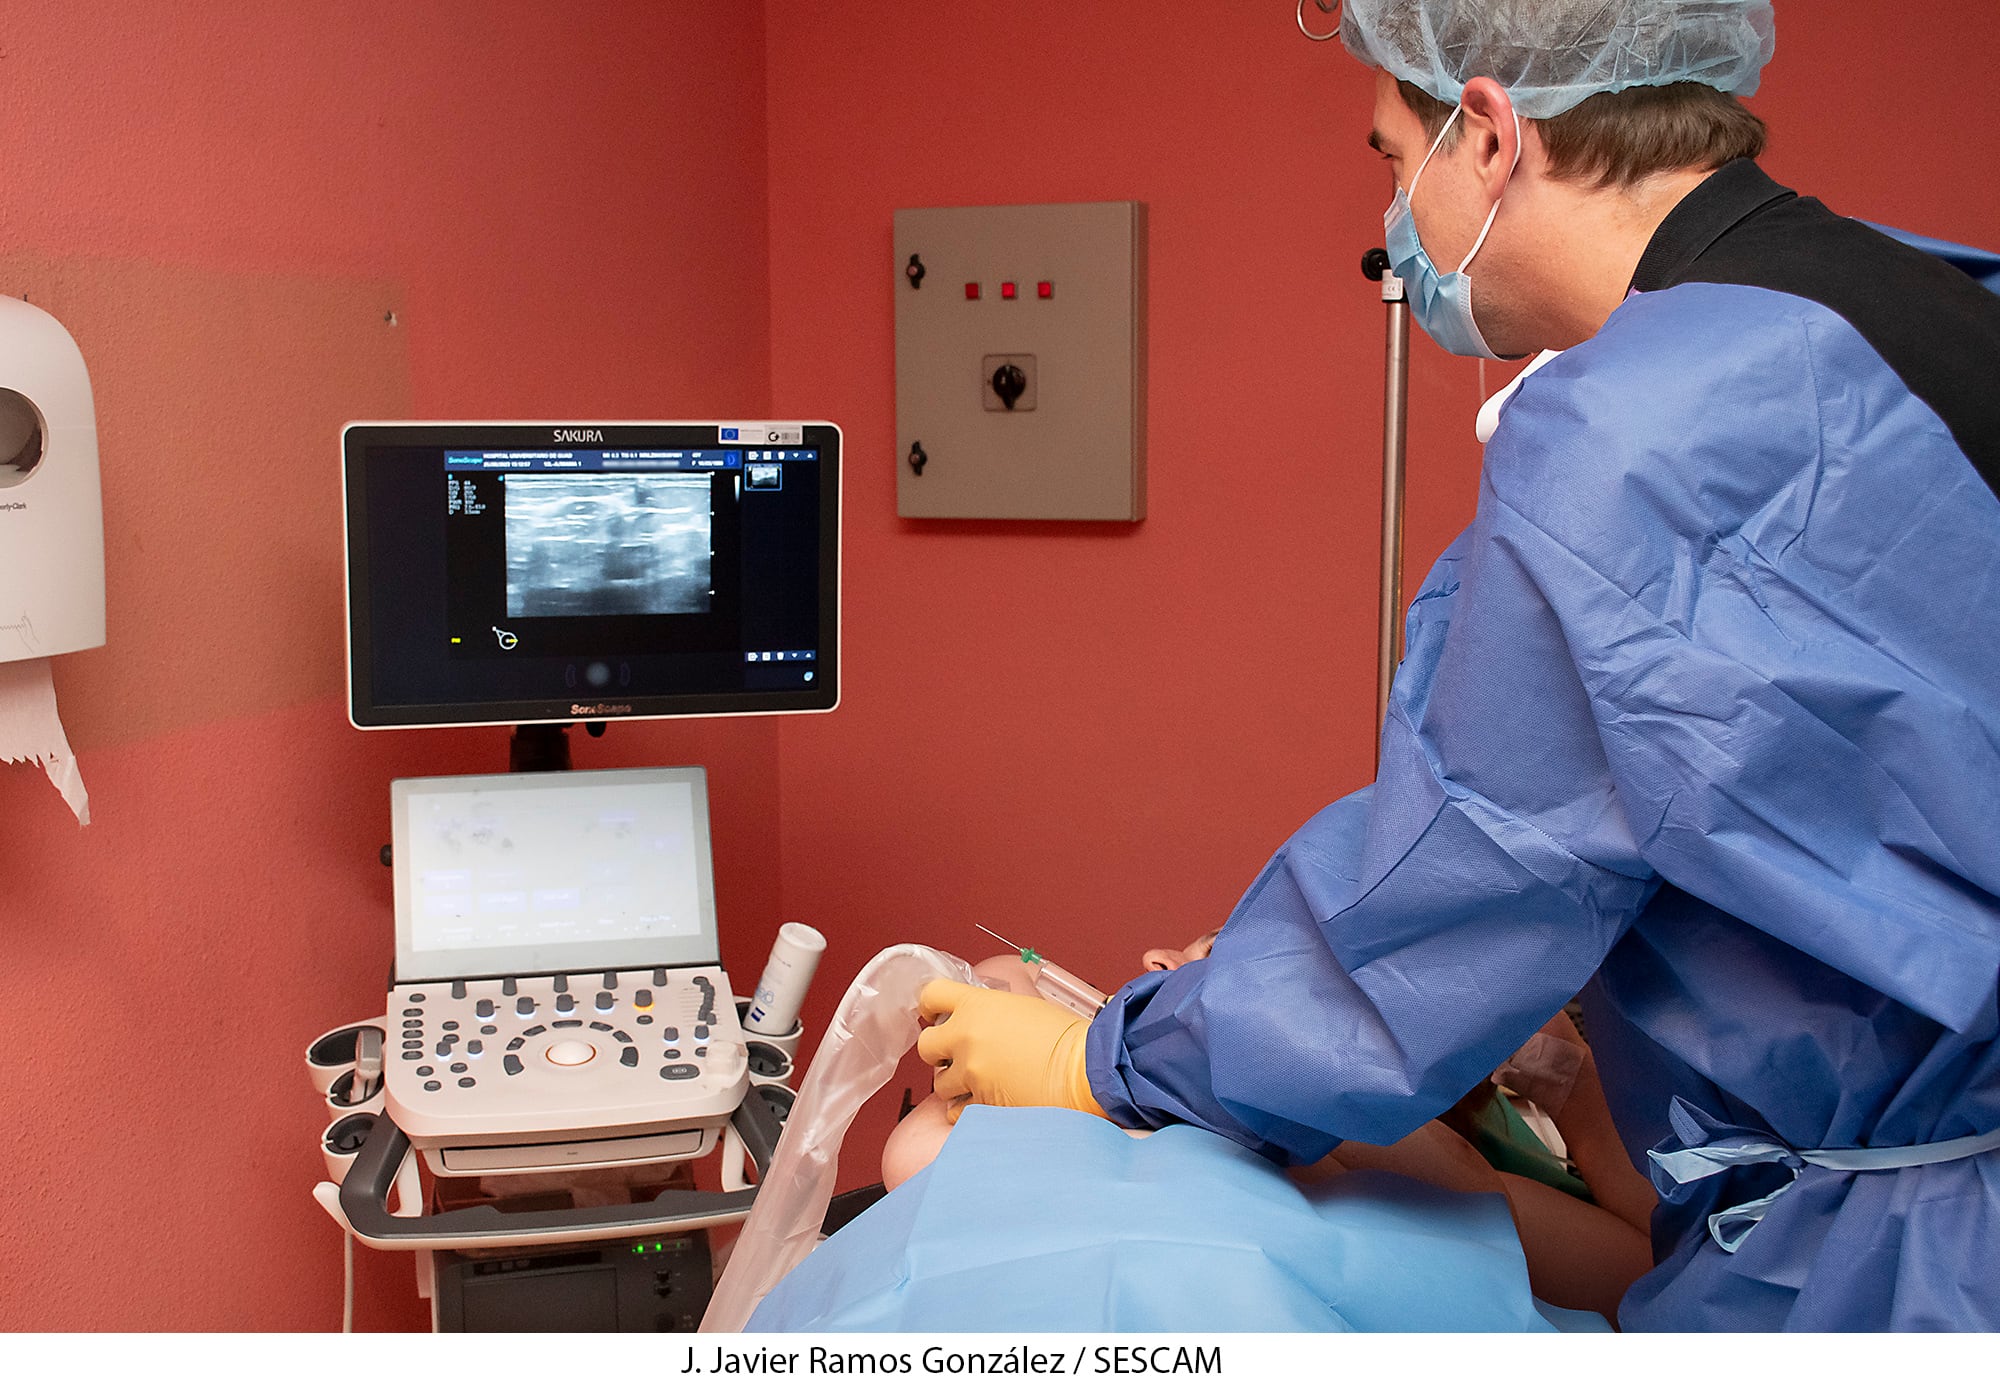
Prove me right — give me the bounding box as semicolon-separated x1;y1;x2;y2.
891;936;1655;1325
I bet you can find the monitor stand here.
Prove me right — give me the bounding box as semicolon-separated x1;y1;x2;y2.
508;720;608;773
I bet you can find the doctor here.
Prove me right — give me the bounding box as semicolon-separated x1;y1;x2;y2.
921;0;2000;1332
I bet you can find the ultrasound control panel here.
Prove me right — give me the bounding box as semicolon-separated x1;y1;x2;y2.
385;964;748;1172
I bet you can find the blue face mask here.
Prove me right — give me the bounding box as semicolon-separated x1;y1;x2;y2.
1383;103;1520;360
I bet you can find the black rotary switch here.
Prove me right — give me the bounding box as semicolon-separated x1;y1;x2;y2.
907;441;928;475
991;363;1027;410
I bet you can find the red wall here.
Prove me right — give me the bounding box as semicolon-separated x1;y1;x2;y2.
0;3;773;1332
763;0;2000;1195
5;0;1994;1333
763;6;1425;1186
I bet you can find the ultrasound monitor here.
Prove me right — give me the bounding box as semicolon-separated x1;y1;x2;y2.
342;421;839;729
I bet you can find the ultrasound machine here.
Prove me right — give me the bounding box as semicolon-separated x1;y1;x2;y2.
308;421;838;1332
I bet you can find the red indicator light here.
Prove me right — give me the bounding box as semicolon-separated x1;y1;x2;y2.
965;282;981;300
1001;281;1017;300
1037;281;1054;299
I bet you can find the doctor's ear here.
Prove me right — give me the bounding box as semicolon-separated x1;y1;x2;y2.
1457;77;1524;192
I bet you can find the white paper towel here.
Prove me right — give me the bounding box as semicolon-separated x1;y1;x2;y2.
0;656;89;825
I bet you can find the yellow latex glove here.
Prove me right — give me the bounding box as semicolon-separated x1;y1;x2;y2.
917;979;1108;1122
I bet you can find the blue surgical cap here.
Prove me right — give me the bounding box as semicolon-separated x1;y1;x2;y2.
1339;0;1776;119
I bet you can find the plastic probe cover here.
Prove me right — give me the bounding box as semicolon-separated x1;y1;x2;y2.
701;944;979;1332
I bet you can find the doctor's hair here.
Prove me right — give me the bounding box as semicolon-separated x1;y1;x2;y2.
1397;78;1767;188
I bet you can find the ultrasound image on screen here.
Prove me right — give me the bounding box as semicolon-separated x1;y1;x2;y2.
506;475;713;617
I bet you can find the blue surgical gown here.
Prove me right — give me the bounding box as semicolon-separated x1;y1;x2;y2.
1088;278;2000;1330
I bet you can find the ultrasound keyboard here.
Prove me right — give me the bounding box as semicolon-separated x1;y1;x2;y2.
384;964;748;1173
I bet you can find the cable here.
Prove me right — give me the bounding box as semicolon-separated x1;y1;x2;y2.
343;1231;356;1333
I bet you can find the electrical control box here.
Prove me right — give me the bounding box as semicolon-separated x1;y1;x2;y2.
894;202;1146;521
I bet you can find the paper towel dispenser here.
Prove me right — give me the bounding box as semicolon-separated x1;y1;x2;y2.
0;296;105;664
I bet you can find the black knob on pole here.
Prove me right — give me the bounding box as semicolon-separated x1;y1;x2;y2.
1361;247;1392;282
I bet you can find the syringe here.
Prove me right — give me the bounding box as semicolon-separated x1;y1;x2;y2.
974;923;1108;1019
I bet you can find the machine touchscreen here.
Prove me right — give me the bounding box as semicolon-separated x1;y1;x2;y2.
391;766;719;983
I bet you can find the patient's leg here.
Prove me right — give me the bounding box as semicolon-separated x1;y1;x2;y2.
1299;1120;1649;1325
1292;1120;1503;1193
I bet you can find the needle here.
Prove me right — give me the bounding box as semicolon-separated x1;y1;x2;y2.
974;922;1027;955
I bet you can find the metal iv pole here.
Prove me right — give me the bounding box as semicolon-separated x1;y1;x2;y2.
1301;0;1407;773
1362;246;1410;776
